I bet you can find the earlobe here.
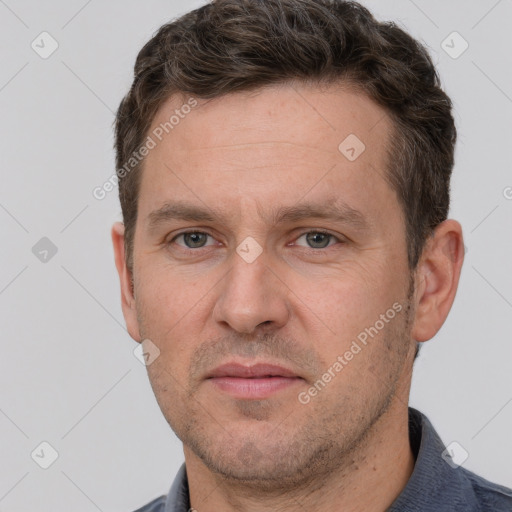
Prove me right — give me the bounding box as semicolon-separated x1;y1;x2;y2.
411;219;464;343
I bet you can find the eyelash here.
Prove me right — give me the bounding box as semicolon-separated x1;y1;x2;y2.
166;229;344;255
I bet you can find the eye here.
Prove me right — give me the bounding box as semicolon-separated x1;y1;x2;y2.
166;229;343;254
171;231;216;249
294;230;341;249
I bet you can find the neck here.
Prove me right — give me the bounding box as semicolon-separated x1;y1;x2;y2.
184;397;415;512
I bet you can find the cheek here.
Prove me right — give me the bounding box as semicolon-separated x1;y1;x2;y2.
290;261;405;371
136;260;203;324
134;274;188;364
293;262;394;331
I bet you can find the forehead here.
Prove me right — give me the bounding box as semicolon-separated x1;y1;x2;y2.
148;82;391;155
137;82;397;228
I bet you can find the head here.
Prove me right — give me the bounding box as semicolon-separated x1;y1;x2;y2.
112;0;464;488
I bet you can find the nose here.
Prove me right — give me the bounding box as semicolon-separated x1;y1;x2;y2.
212;246;290;334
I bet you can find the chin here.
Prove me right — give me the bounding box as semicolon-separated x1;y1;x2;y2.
183;420;335;489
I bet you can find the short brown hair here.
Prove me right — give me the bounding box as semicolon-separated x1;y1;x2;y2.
114;0;456;275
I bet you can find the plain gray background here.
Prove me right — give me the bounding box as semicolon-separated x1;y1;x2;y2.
0;0;511;510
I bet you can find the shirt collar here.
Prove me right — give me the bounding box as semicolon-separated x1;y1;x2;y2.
388;407;480;511
163;462;190;512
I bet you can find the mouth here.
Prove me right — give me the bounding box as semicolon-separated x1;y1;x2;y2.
206;362;304;399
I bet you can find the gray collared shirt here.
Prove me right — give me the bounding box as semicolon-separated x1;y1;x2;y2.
133;407;512;511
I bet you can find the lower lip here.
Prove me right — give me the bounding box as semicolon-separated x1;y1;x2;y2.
208;376;303;399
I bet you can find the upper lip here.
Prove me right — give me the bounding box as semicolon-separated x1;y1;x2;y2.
206;362;300;379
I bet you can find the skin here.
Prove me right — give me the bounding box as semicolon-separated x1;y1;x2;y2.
112;81;464;512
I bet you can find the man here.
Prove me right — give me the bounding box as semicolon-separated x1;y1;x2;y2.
111;0;512;510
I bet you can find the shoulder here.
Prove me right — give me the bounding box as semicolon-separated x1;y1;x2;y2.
462;468;512;510
131;495;166;512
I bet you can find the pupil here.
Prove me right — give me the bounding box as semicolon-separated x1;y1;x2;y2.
307;232;329;248
185;232;206;248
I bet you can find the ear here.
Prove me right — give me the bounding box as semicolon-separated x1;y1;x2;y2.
111;222;142;343
411;219;465;343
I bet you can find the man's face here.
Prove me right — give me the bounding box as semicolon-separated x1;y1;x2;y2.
126;83;417;485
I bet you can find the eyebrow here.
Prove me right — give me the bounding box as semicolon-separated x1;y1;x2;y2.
146;199;371;233
267;201;370;230
147;202;217;233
